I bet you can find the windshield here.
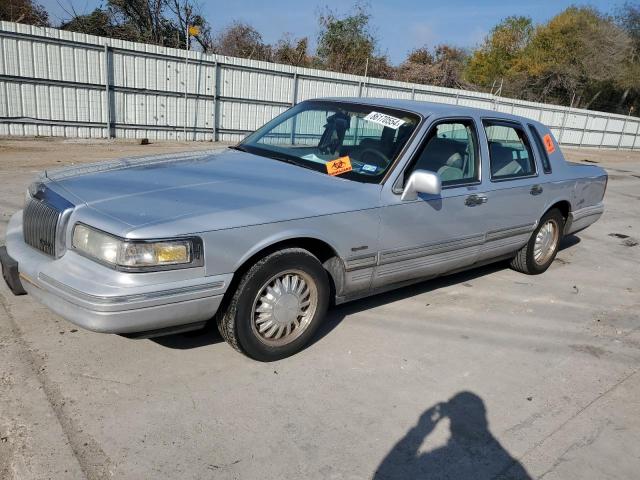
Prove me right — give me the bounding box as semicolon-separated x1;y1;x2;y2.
239;101;421;183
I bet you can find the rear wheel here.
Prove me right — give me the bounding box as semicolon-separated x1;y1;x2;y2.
510;209;565;275
217;248;329;361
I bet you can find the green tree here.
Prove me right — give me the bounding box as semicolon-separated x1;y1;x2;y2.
511;7;633;109
60;0;211;50
465;16;532;88
272;34;311;67
316;3;387;76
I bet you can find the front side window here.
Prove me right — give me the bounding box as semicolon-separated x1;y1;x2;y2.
239;101;421;183
484;121;536;180
405;119;480;187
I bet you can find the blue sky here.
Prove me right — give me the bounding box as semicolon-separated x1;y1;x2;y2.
41;0;620;63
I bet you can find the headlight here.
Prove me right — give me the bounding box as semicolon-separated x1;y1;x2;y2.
72;224;202;271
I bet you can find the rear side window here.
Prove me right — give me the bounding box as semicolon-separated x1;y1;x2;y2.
528;124;552;174
484;121;536;180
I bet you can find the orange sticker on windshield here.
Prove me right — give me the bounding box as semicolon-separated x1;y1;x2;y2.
543;134;556;154
326;156;352;176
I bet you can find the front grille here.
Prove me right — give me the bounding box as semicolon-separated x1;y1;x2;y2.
23;198;61;256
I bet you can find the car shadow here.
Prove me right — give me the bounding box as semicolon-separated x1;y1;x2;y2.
559;233;580;251
373;391;532;479
151;234;582;351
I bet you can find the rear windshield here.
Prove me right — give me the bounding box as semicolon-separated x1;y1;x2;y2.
239;101;421;183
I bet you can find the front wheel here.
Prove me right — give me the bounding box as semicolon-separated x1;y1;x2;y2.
510;209;565;275
217;248;330;361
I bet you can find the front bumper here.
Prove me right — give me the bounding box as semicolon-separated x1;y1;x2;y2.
3;211;232;335
0;246;27;295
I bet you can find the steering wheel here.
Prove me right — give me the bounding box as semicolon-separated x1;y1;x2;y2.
359;148;390;169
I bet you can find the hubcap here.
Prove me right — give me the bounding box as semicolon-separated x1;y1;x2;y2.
534;219;559;265
251;270;318;347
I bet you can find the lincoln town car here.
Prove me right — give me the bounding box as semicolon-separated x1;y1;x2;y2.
0;99;607;360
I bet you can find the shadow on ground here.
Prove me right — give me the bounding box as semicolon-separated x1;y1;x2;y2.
151;234;581;351
373;391;531;480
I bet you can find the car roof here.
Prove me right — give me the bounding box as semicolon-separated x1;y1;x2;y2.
316;97;538;126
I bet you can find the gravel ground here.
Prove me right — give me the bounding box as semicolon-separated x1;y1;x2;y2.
0;138;639;480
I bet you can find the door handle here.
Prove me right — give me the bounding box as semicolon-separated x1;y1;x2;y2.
530;185;543;196
465;194;488;207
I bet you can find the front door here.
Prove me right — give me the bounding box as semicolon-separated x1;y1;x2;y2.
373;118;487;288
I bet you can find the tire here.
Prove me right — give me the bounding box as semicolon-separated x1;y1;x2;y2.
217;248;330;361
510;208;565;275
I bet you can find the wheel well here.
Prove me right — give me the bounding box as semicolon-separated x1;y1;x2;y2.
240;237;339;267
218;238;342;315
547;200;571;220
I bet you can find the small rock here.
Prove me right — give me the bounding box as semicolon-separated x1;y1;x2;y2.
1;436;8;442
526;396;533;402
572;285;579;294
273;370;278;375
70;329;78;333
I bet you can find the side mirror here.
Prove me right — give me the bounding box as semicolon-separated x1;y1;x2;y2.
401;169;442;201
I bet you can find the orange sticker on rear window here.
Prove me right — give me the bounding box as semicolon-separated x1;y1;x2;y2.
543;134;556;154
326;156;352;176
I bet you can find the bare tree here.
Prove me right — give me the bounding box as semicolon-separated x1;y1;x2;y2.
0;0;49;26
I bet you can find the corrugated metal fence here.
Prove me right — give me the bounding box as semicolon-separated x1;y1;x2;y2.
1;20;639;148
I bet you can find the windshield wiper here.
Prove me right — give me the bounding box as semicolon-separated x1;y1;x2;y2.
231;144;318;172
229;145;248;152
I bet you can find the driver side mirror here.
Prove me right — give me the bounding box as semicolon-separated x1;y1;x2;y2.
401;169;442;201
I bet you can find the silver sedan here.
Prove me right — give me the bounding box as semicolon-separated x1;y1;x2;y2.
1;98;607;360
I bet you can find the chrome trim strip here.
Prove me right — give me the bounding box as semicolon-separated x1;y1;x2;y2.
377;246;478;278
571;203;604;221
37;273;225;305
486;223;535;242
344;254;377;271
379;234;485;265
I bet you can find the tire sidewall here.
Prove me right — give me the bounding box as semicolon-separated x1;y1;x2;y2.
234;250;329;361
526;209;565;274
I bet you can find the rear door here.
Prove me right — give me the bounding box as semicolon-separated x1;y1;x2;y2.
475;119;547;263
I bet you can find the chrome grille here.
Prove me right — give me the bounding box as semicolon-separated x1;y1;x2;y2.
23;197;61;256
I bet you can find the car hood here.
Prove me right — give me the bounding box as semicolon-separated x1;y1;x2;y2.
47;149;381;235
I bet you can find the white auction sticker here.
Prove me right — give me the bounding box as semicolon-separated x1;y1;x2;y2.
363;111;405;130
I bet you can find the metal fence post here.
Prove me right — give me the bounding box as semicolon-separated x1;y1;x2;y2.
617;112;630;150
358;81;363;98
579;115;589;147
183;49;189;141
601;117;610;148
558;108;569;144
212;61;218;142
290;72;298;145
632;121;640;150
103;44;112;138
290;73;298;106
411;87;415;100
